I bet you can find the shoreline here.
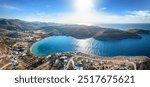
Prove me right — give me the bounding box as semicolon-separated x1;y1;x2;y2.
29;40;40;56
29;36;51;57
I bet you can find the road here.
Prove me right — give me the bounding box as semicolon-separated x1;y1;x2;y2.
0;63;11;70
64;57;75;70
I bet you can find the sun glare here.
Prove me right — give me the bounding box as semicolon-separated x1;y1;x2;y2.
74;0;95;13
74;38;93;53
59;0;99;25
69;0;97;25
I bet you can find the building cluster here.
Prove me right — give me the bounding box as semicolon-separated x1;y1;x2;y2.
46;52;137;70
11;44;28;69
21;30;48;42
0;29;49;70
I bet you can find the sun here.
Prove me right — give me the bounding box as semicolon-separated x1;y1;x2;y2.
60;0;98;25
74;0;95;13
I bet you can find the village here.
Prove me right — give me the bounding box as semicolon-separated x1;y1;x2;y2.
0;30;48;70
35;52;150;70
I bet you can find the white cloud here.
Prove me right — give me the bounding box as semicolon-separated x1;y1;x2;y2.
0;4;20;11
101;7;107;10
127;10;150;17
58;10;150;24
24;10;150;24
22;16;57;22
122;10;150;23
56;11;120;24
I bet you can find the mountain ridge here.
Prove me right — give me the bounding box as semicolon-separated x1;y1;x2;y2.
1;18;150;40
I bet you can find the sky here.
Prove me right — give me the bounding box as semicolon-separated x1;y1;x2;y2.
0;0;150;24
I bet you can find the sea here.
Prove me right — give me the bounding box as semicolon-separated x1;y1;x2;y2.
97;23;150;30
32;23;150;57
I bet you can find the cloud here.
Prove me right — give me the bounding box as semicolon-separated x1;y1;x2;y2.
24;10;150;24
100;7;107;10
123;10;150;23
57;10;150;24
0;4;20;11
22;15;57;22
126;10;150;17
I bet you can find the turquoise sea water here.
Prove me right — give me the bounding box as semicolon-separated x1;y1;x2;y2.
32;24;150;57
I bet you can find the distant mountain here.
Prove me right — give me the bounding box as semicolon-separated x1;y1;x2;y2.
0;18;144;40
0;18;60;30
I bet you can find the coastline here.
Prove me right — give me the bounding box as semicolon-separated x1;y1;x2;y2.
29;36;50;57
29;40;40;56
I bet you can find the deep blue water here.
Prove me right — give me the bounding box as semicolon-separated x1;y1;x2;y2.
32;24;150;57
32;35;150;57
97;23;150;30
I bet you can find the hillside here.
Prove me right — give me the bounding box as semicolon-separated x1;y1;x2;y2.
0;18;59;30
0;18;147;40
94;29;142;40
41;25;142;40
